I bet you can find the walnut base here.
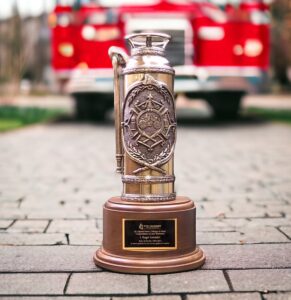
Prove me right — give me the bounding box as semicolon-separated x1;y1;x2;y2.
94;196;205;274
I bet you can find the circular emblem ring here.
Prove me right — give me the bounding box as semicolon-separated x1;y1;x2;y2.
136;109;164;141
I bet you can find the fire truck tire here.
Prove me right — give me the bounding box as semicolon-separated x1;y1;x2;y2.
206;91;245;120
73;93;113;121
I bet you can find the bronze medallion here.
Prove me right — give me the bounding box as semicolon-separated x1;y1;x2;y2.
123;76;176;174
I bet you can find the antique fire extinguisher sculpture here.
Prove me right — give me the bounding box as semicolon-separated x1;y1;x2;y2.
94;33;205;273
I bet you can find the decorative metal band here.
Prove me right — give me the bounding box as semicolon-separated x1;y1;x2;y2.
122;67;175;75
131;48;165;57
122;193;176;202
122;175;175;184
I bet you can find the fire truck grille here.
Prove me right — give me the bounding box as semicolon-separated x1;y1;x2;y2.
163;30;185;66
132;29;186;66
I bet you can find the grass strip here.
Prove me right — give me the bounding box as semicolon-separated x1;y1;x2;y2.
245;107;291;124
0;106;66;132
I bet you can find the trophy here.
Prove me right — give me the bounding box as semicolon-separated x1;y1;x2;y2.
94;33;205;273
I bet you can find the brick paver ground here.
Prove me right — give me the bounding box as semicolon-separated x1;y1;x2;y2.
0;119;291;299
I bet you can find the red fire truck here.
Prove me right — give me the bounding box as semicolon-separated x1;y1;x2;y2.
49;0;270;119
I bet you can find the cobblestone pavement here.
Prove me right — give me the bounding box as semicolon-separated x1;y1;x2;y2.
0;120;291;299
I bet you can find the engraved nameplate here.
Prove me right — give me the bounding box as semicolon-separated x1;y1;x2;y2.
122;219;177;250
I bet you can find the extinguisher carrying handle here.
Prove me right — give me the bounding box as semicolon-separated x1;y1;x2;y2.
125;32;171;50
109;47;128;174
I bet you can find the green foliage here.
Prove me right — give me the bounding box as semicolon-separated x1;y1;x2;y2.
245;107;291;124
0;106;65;132
0;119;23;131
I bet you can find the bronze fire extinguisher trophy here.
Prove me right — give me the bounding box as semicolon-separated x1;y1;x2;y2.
94;33;205;273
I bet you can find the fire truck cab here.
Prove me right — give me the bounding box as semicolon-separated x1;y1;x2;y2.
50;0;270;119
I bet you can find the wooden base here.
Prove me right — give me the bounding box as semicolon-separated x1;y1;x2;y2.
94;196;205;274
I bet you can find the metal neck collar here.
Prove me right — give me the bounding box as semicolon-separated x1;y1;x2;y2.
131;47;165;57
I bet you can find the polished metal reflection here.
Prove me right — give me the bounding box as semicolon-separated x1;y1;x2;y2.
110;33;176;202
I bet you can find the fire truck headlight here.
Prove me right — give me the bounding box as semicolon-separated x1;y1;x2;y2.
95;28;121;41
82;25;96;41
198;27;225;41
59;43;74;57
244;39;263;57
77;62;89;70
58;14;70;27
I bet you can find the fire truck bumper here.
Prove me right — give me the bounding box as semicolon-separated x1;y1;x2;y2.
67;69;114;94
67;67;266;95
174;66;267;94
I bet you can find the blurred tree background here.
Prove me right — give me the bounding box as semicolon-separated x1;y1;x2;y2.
271;0;291;90
0;3;50;95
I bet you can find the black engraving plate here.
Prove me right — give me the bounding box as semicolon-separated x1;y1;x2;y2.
123;219;177;250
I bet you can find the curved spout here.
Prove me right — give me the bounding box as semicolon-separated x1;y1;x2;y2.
109;47;128;173
109;46;128;66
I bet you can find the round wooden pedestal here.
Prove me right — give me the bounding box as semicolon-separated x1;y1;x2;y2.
94;196;205;274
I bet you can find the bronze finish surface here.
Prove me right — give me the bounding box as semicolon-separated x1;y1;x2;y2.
94;196;205;274
94;33;205;273
109;47;128;174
